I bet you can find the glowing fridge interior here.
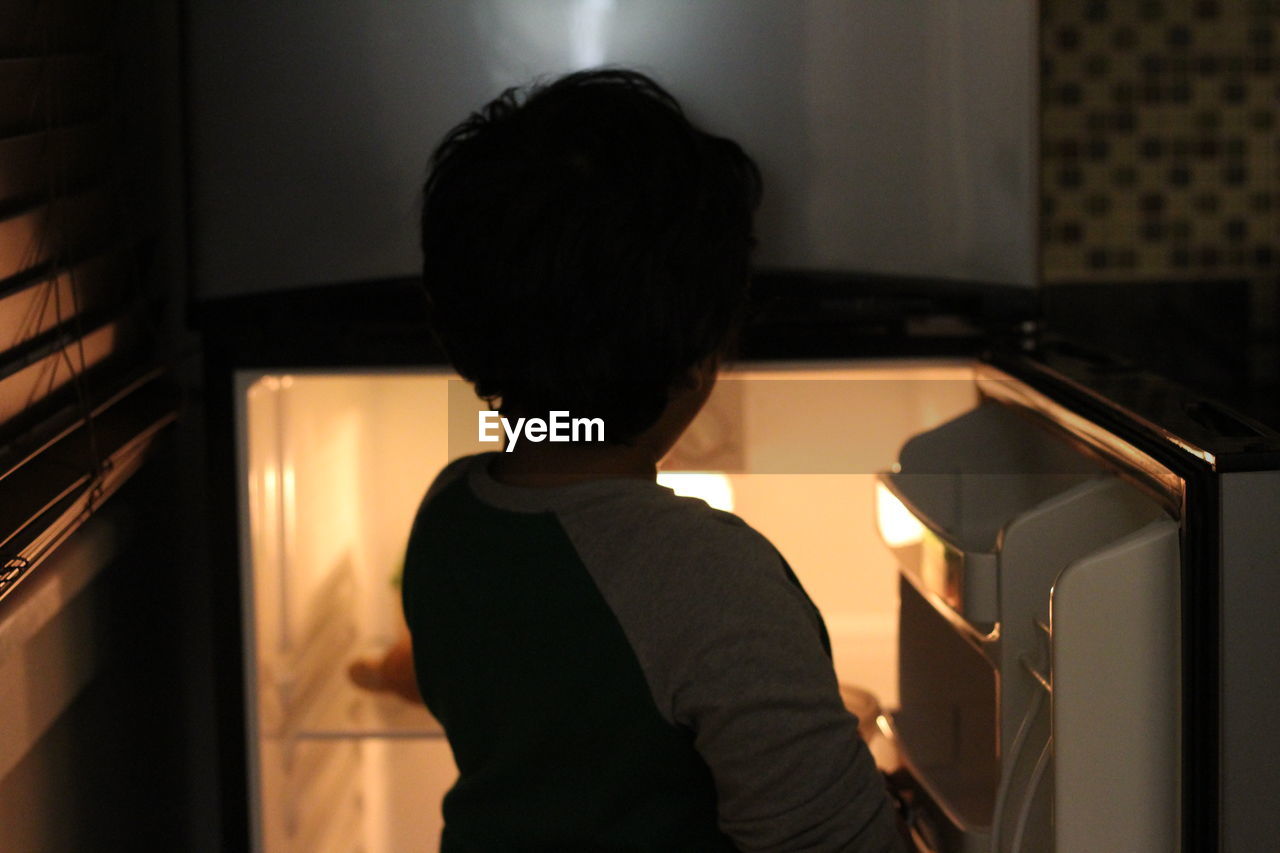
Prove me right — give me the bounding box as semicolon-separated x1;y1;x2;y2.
233;356;1212;853
235;361;993;851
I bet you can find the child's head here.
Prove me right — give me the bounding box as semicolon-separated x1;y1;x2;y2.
420;68;761;443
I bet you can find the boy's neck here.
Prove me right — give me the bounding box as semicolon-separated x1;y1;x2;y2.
486;360;717;488
487;441;658;487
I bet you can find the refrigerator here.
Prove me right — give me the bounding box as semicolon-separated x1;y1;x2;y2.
182;3;1280;851
199;279;1280;853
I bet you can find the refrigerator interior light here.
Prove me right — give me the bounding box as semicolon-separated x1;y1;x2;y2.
656;471;734;512
875;480;924;547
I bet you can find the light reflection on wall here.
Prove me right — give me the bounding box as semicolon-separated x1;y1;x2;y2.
480;0;619;90
570;0;615;67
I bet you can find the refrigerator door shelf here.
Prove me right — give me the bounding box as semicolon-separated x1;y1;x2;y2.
879;398;1132;630
878;710;993;853
877;475;1001;639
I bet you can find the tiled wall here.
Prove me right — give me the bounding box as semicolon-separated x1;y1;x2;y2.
1041;0;1280;283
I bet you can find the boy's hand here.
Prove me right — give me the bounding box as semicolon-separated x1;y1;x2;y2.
348;634;423;705
838;682;883;744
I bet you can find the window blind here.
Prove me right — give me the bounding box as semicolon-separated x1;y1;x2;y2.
0;0;178;604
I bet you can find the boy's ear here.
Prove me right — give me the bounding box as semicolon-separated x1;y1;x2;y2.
672;366;700;392
674;355;719;393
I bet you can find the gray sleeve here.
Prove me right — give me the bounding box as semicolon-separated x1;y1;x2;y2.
563;499;906;852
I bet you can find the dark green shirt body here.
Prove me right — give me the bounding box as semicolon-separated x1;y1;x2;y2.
402;454;903;852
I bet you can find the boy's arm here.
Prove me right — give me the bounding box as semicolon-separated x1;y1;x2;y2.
348;632;422;704
666;552;905;852
571;505;906;852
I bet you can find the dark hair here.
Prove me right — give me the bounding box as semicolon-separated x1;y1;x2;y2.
420;68;761;442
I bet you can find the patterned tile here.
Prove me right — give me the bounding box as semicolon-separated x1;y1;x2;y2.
1042;0;1280;281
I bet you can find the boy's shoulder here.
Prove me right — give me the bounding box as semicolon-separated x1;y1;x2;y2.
552;472;789;590
422;453;783;576
611;484;767;556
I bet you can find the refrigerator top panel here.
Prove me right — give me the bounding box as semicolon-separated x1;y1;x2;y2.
994;346;1280;475
195;274;1033;376
185;0;1036;299
195;274;1280;476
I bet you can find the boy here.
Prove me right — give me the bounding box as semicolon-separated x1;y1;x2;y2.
404;69;906;851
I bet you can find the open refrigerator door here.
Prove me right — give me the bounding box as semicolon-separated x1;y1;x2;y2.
877;369;1182;852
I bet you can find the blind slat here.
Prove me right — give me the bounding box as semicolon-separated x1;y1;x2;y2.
0;251;131;352
0;184;117;282
0;342;151;478
0;302;132;387
0;55;110;138
0;122;110;211
0;372;177;604
0;316;123;429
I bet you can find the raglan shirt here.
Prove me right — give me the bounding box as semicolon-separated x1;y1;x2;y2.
401;453;905;852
